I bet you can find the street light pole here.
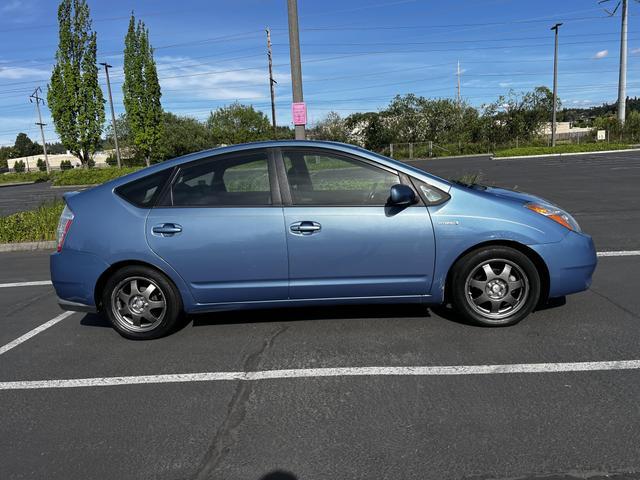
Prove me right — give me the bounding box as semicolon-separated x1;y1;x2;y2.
100;62;122;168
550;23;562;147
287;0;306;140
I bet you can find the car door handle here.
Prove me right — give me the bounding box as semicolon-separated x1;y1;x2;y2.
290;221;321;235
152;223;182;236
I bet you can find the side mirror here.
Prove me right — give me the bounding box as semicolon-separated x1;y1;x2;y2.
389;184;416;206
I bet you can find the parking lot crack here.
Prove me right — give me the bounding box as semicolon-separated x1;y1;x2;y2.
590;287;640;320
192;325;289;480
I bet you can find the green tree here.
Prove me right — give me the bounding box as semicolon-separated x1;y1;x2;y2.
623;110;640;141
309;111;350;142
485;86;557;144
48;0;104;167
13;160;26;173
13;133;42;157
206;102;271;145
123;14;163;166
155;112;214;160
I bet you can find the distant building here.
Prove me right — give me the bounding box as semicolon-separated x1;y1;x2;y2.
6;151;111;171
541;122;591;136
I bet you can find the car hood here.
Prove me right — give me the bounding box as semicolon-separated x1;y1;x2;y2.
478;185;554;206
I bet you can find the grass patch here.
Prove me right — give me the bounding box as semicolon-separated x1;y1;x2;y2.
494;143;634;157
51;167;140;186
0;171;50;184
0;199;65;243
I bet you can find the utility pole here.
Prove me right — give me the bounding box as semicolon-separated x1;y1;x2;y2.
550;23;562;147
617;0;628;123
266;27;277;137
29;87;50;174
100;62;122;168
287;0;306;140
456;60;461;103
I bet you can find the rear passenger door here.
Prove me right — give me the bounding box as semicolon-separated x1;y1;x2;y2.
146;149;289;305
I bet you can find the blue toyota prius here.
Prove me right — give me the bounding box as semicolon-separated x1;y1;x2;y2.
51;141;597;339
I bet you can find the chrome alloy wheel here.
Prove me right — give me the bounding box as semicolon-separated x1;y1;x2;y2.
110;276;167;332
464;259;529;321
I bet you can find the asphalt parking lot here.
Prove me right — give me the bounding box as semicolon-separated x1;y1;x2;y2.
1;151;640;480
0;182;78;216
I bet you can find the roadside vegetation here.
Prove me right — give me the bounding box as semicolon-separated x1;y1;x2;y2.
0;200;64;243
494;143;634;157
0;172;50;185
50;167;140;186
0;167;140;186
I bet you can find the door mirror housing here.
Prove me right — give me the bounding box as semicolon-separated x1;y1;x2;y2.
389;184;416;206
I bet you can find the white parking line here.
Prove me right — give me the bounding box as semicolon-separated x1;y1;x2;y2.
2;359;640;390
597;250;640;257
0;280;52;288
0;311;74;356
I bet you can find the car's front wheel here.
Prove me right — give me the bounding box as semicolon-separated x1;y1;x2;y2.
102;265;183;339
450;246;541;327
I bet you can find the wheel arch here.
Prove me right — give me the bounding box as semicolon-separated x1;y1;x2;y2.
94;260;184;311
444;240;550;306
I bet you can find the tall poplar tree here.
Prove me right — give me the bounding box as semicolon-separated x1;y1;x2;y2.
123;14;163;166
48;0;105;166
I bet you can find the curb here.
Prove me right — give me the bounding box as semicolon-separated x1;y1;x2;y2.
492;147;640;160
404;154;493;161
50;185;91;189
0;241;56;253
0;181;37;188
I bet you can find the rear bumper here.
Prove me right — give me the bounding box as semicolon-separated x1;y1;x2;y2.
50;249;110;310
531;231;597;298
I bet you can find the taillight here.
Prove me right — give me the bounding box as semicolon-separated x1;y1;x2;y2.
56;205;74;252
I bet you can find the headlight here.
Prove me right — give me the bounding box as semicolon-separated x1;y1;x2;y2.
525;202;581;232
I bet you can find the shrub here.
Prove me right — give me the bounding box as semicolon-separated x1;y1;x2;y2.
37;158;47;172
60;159;73;170
0;171;50;184
0;199;65;243
13;160;26;172
52;166;140;186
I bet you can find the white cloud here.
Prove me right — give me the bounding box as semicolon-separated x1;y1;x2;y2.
594;50;609;59
0;65;49;80
156;55;290;103
631;48;640;55
498;82;512;88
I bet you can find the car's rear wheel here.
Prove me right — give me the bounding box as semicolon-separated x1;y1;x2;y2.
102;265;182;339
450;246;540;327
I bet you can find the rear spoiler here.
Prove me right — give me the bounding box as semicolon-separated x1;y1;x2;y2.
62;191;81;210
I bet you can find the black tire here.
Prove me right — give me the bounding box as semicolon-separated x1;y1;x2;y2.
102;265;183;340
449;246;541;327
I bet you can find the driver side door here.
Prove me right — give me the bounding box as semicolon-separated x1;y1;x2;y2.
278;148;436;300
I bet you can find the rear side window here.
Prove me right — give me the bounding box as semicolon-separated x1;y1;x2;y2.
168;152;272;207
116;169;173;208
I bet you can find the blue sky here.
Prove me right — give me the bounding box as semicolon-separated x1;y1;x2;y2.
0;0;638;145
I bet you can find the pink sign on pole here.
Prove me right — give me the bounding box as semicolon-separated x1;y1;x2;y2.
292;102;307;125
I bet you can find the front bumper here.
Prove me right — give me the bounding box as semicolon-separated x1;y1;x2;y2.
530;230;597;298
